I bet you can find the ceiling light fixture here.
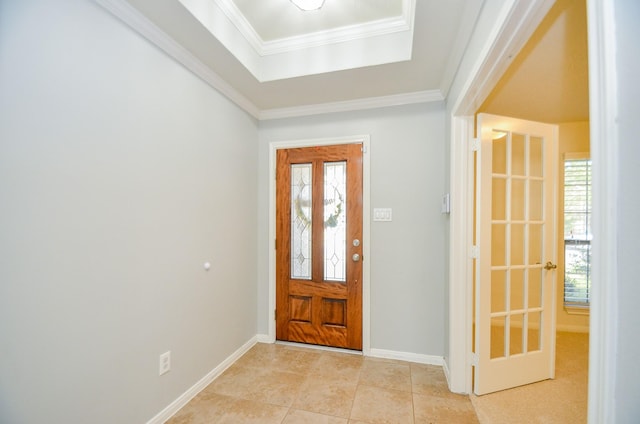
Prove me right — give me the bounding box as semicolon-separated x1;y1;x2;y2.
290;0;325;11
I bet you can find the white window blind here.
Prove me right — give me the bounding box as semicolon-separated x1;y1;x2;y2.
563;157;592;307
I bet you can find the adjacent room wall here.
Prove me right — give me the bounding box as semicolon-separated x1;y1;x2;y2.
258;103;448;357
0;1;258;423
556;121;590;332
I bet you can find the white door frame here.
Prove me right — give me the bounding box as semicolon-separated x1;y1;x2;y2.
267;135;372;355
447;0;617;422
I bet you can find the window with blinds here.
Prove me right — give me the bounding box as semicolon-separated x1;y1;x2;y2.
563;157;592;307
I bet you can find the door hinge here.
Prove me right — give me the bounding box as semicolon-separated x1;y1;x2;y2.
470;245;479;259
470;352;479;366
274;239;277;250
274;309;277;320
361;145;367;153
471;137;480;152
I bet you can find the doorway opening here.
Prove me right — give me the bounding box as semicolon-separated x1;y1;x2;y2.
448;0;594;421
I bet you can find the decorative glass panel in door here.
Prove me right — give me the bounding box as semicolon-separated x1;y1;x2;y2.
324;162;347;282
291;164;312;280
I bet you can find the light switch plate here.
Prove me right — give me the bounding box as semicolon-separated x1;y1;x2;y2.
373;208;392;221
441;193;450;214
159;351;171;376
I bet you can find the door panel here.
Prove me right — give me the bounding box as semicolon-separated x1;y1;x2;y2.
474;114;557;395
276;144;363;350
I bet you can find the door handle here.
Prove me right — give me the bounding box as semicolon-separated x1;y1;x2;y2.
544;261;557;270
352;254;360;262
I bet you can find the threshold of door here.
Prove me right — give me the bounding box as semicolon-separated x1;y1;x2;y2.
275;341;363;356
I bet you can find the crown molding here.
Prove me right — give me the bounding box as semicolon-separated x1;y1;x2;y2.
94;0;440;122
212;0;264;54
180;0;414;81
261;16;410;55
94;0;261;119
214;0;414;56
258;90;444;121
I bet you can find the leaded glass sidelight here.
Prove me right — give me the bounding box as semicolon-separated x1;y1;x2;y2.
324;162;347;282
291;164;312;279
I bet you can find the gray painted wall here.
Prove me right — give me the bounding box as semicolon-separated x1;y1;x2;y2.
613;0;640;421
258;103;448;356
0;1;258;422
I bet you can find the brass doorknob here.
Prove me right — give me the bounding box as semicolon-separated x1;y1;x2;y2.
544;261;557;270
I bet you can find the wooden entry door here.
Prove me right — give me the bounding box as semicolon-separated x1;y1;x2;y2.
276;143;363;350
474;113;558;394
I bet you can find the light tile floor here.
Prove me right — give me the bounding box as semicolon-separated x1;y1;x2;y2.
168;343;479;424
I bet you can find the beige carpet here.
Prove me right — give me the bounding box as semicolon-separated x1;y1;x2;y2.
471;331;589;424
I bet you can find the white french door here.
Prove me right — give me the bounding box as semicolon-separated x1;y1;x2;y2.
474;113;558;395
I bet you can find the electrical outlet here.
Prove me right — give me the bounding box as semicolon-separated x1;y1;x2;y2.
159;351;171;376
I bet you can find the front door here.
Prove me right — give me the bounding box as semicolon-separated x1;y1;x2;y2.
275;143;363;350
474;113;558;394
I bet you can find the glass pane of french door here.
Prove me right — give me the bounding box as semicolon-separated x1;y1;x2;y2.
489;130;546;359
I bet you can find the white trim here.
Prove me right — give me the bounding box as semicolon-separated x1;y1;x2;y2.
452;0;556;116
447;115;475;394
563;306;590;316
447;0;558;395
261;16;409;55
368;348;443;366
259;90;443;121
93;0;260;119
563;152;591;161
256;333;273;343
268;135;371;355
211;0;264;55
260;16;410;55
179;0;413;82
556;324;590;333
442;356;452;391
586;0;618;422
549;123;560;380
213;0;414;56
146;336;258;424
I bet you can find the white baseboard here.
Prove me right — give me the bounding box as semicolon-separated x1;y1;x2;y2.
146;336;258;424
368;348;444;366
442;357;451;385
256;333;274;343
556;324;590;333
